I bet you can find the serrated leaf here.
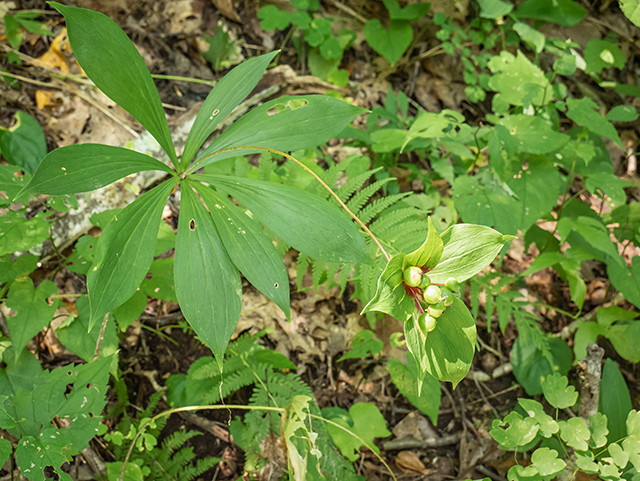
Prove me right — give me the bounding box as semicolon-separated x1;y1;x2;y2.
0;165;30;206
87;179;176;329
18;144;174;198
6;278;57;358
0;211;49;256
0;253;38;283
322;402;391;462
531;448;566;478
174;182;242;371
404;217;443;270
541;372;578;409
490;412;539;450
0;438;11;469
566;97;623;148
50;3;177;165
559;417;590;451
196;184;290;321
197;175;369;264
362;254;414;322
192;96;367;170
181;51;278;166
339;331;383;361
518;398;559;437
387;358;440;424
427;224;514;283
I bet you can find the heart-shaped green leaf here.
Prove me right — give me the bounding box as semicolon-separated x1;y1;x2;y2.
18;144;175;198
195;175;369;264
51;3;177;166
364;19;412;66
196;184;290;321
87;179;176;329
174;182;242;371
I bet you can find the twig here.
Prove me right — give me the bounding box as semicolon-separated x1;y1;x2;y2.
326;0;368;24
577;343;604;424
381;431;462;450
93;313;110;361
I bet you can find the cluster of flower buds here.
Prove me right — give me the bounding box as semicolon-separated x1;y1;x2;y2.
403;266;460;335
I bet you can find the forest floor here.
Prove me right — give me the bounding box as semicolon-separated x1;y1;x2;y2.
1;0;640;480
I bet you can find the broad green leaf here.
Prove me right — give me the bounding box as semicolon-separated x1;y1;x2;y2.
557;216;620;260
362;254;415;322
405;313;430;394
174;182;242;370
404;217;443;270
322;403;391;462
402;110;465;151
56;296;118;362
478;0;513;18
106;462;144;481
0;253;38;283
387;358;440;424
566;97;623;148
600;358;632;443
0;111;46;173
513;22;545;53
515;0;587;26
608;257;640;309
338;330;383;361
606;105;639;122
191;96;366;170
518;399;559;437
181;51;278;166
196;175;369;264
0;438;11;469
488;51;550;107
497;115;569;154
111;288;147;331
427;223;514;283
421;298;476;387
531;448;566;478
490;411;539;450
573;321;607;362
506;464;542;481
18;144;174;198
364;19;412;66
6;278;57;357
196;185;290;320
609;442;629;468
541;372;578;409
0;211;49;256
559;417;590;451
51;3;177;165
584;40;626;74
87;179;176;329
575;451;599;473
511;336;572;395
140;258;177;302
605;322;640;363
621;0;640;26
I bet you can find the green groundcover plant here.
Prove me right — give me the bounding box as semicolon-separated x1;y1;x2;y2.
0;3;517;479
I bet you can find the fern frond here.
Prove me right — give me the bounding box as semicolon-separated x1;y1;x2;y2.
358;192;412;224
296;252;311;290
346;178;394;216
370;206;423;234
311;259;327;289
180;456;221;481
337;168;381;203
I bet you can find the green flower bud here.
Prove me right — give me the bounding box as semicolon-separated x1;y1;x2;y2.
418;312;437;335
441;288;455;307
420;275;431;289
429;306;445;318
404;266;423;287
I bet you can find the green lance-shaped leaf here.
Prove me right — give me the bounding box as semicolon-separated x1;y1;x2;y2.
87;179;176;329
404;216;443;270
195;183;290;320
362;254;415;322
189;96;367;171
50;3;178;166
18;144;175;198
181;51;278;167
175;182;242;371
428;224;515;283
405;312;430;396
422;298;476;387
195;175;370;264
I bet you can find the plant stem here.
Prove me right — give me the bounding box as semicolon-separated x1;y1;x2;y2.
186;146;391;262
150;74;217;87
92;312;109;361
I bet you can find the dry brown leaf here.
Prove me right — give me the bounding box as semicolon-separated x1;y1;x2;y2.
395;451;428;474
392;412;438;441
164;0;204;35
212;0;242;23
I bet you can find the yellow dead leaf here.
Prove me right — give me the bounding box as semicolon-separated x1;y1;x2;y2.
36;28;73;72
395;451;428;474
35;90;54;109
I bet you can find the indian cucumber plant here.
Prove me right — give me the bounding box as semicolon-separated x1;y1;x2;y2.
0;3;514;479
